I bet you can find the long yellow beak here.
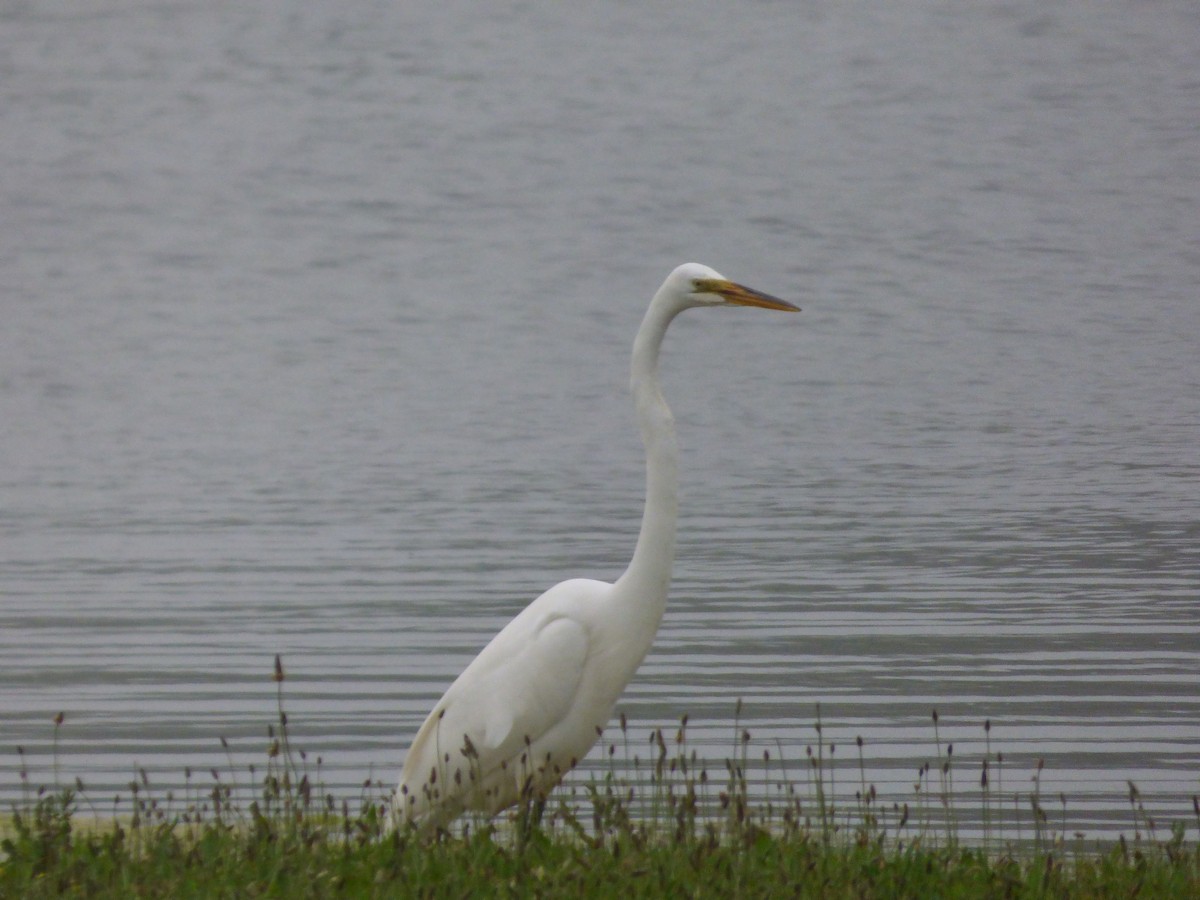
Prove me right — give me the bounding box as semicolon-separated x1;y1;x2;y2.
693;278;801;312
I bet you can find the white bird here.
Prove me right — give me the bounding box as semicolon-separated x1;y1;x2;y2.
393;263;799;828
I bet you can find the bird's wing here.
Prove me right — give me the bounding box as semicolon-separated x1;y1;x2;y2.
477;614;588;752
400;608;590;792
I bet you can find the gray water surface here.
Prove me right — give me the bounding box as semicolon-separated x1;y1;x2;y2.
2;1;1198;839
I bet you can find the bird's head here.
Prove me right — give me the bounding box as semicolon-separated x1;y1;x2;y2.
665;262;800;313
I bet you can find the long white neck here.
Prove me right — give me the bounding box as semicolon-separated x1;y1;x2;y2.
614;291;683;633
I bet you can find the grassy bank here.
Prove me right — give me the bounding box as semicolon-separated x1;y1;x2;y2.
4;667;1198;898
5;785;1198;898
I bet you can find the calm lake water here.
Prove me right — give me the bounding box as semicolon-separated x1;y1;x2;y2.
2;1;1197;840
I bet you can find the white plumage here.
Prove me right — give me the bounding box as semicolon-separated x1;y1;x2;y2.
393;263;799;828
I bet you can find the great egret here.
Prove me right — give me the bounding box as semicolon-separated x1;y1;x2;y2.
393;263;799;828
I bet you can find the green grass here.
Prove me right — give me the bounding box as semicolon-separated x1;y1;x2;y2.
5;785;1198;899
4;663;1198;898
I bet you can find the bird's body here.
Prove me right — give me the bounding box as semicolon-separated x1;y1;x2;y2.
393;263;798;828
